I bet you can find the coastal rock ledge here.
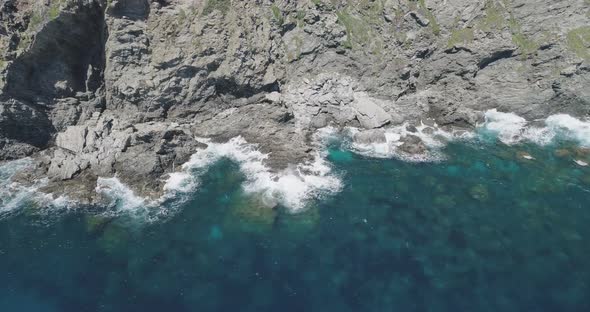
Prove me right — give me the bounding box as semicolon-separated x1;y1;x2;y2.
1;0;589;203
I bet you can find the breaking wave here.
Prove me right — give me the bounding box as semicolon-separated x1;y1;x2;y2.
340;110;590;161
1;110;588;221
0;159;73;220
481;109;590;146
344;122;473;162
165;134;342;213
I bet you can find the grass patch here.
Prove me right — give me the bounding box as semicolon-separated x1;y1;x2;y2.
479;1;505;32
49;0;65;20
311;0;322;7
295;10;306;27
28;11;44;31
271;4;284;25
17;35;32;50
202;0;231;16
508;16;538;57
178;8;187;22
567;26;590;60
336;9;371;49
418;0;440;35
511;32;538;56
475;1;538;57
447;28;474;48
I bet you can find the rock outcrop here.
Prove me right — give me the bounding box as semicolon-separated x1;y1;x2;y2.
0;0;589;202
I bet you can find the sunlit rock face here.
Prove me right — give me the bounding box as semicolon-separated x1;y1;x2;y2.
0;0;589;202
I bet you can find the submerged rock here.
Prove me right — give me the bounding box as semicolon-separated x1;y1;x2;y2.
469;184;490;202
554;149;571;158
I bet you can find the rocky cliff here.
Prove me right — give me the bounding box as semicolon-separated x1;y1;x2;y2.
1;0;589;202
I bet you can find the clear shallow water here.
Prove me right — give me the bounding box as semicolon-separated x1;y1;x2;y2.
1;139;590;311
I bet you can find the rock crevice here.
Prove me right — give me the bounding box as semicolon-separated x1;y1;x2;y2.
0;0;588;203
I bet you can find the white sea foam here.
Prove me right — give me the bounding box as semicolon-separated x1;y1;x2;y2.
545;114;590;147
0;159;37;216
347;121;472;162
482;109;529;144
164;172;197;194
168;135;342;212
3;110;588;219
95;177;147;213
0;159;75;218
481;109;590;147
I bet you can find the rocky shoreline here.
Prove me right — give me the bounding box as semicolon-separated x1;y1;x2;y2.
1;0;589;205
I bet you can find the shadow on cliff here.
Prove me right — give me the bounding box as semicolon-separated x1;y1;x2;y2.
1;0;107;154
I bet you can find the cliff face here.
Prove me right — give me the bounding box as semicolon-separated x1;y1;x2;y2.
1;0;589;200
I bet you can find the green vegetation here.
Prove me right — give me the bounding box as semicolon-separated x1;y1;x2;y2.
566;26;590;60
28;11;44;31
17;35;32;50
334;0;385;52
507;15;538;57
474;1;539;58
202;0;231;16
336;10;371;49
271;4;284;25
480;1;505;32
49;0;65;20
447;27;474;48
178;8;187;23
311;0;322;7
418;0;440;35
295;10;306;28
16;0;70;52
511;32;538;56
290;35;304;61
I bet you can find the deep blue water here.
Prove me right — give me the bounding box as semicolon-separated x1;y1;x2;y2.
1;139;590;311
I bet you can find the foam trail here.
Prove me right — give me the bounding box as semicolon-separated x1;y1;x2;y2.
0;159;36;216
95;177;150;218
545;114;590;147
346;121;472;162
0;159;75;218
482;109;590;146
164;172;197;194
481;109;528;144
171;136;342;212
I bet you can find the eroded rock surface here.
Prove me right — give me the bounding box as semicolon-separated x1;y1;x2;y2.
1;0;589;203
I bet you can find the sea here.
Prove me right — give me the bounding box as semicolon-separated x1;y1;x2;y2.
0;110;589;311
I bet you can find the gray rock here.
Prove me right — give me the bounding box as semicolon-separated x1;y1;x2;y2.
1;0;589;204
56;126;87;153
406;125;419;133
353;129;387;145
351;92;392;129
399;135;427;155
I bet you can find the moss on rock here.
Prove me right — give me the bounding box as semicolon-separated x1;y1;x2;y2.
447;27;474;48
566;26;590;60
202;0;231;16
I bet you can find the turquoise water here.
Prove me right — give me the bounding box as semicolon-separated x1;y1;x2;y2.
1;138;590;311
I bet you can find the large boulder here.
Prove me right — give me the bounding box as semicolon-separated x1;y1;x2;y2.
353;129;387;144
399;135;427;155
351;92;392;129
55;126;88;153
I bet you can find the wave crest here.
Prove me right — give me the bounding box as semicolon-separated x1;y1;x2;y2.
167;136;342;212
482;109;590;146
